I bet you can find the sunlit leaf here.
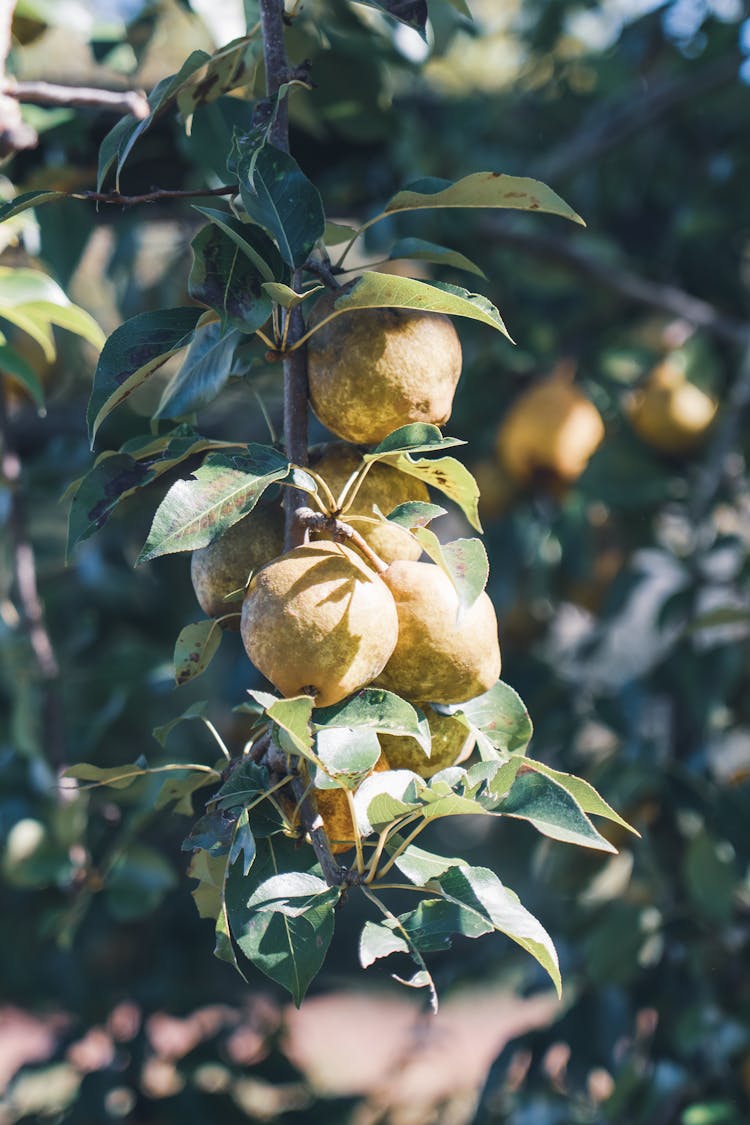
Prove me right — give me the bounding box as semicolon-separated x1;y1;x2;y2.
384;172;584;225
412;529;489;620
498;770;617;852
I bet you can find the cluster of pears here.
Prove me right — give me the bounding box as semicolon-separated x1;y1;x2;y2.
190;304;501;853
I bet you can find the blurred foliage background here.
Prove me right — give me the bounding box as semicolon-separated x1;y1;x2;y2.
2;0;750;1122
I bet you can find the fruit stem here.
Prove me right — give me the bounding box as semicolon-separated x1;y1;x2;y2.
294;506;389;574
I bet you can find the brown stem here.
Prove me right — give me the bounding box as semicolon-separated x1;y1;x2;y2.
2;78;150;119
0;384;65;768
283;299;310;549
79;185;238;207
294;507;389;574
259;0;290;152
265;744;346;886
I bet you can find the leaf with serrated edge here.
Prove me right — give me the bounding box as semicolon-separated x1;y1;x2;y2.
384;172;584;226
499;770;616;853
137;446;290;562
388;237;487;278
174;621;223;686
87;307;203;444
412;529;488;621
438;864;562;996
316;272;510;339
522;760;639;837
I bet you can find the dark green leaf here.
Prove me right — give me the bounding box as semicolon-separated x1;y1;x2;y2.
499;770;616;852
354;0;428;37
182;808;237;857
152;701;210;747
367;423;465;456
155;772;215;816
189;224;274;333
386;501;447;528
174;620;223;686
0;190;67;223
214;760;270;811
229;808;256;876
156;323;244;418
193;207;283;282
226;835;337;1005
137;446;290;561
523;760;638;836
237;144;325;269
388;237;486;278
87;307;203;445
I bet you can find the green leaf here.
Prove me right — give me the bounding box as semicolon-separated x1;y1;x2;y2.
247;691;316;760
384;172;584;225
0;190;67;223
449;680;533;755
237;144;325;269
314;727;382;788
137;446;290;561
355;1;428;37
156;324;244;419
192;207;282;283
437;864;562;995
386;501;447;528
261;282;323;309
522;760;639;837
684;829;737;925
152;701;210;747
354;769;424;835
498;770;617;853
0;343;45;407
64;758;149;790
324;220;358;245
182;808;237;857
87;307;203;445
174;621;223;686
189;224;274;333
391;842;464;884
66;432;236;553
320;271;510;339
412;530;489;620
367;423;465;456
388;237;486;278
188;848;227;920
229;808;256;876
313;688;429;749
0;268;104;359
226;835;338;1005
384;453;482;532
175;34;262;118
155;771;215;816
106;843;176;921
359;919;409;966
28;300;104;350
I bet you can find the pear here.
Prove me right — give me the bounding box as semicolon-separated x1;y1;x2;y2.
240;541;398;707
314;752;390;854
380;704;475;777
375;560;501;704
311;442;429;563
190;504;284;626
496;364;604;487
627;357;717;455
307;293;462;445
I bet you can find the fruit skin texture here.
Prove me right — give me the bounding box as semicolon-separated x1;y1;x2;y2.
314;753;390;854
190;505;284;625
627;357;717;456
375;560;501;705
380;705;475;777
311;442;428;563
307;294;463;445
240;541;398;708
496;365;605;487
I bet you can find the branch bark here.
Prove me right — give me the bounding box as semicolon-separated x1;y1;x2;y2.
79;185;238;207
2;78;149;119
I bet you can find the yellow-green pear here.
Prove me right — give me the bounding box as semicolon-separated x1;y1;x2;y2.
375;560;501;704
380;704;475;777
311;442;428;563
240;541;398;707
496;364;604;487
190;505;284;626
627;356;717;455
307;294;462;445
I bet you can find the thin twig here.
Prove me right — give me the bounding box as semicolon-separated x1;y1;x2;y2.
295;506;389;574
485;225;748;347
2;78;150;119
78;185;238;207
0;383;65;768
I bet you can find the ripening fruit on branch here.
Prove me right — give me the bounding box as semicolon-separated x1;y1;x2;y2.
375;560;501;704
190;505;284;624
495;363;605;488
626;356;718;456
240;541;398;707
307;293;462;444
311;442;428;563
314;753;390;854
380;704;475;777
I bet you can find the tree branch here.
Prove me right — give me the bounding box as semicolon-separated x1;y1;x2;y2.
259;0;290;152
0;385;65;769
78;185;238;207
486;225;748;347
295;507;389;574
2;78;150;119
